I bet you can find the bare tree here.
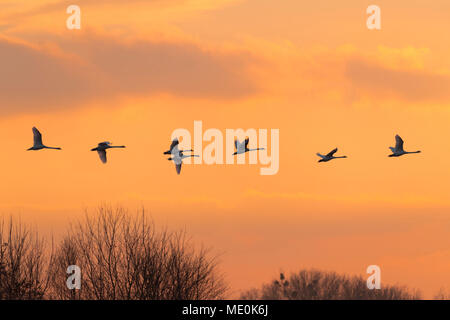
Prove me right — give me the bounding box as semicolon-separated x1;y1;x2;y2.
0;217;53;300
48;205;227;300
240;269;421;300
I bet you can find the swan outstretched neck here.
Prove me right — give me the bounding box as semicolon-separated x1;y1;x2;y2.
247;148;265;152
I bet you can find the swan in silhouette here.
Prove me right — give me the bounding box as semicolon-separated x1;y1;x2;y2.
27;127;61;151
388;134;421;157
164;138;193;155
232;138;265;155
168;150;199;175
317;148;347;162
91;141;126;163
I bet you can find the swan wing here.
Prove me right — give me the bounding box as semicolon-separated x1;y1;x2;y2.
245;137;250;148
97;150;107;163
316;153;326;159
175;162;182;175
32;127;43;146
395;135;404;151
169;138;179;151
326;148;338;157
234;139;239;150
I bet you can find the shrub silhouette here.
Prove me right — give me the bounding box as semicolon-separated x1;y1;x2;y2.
47;206;227;300
434;288;450;300
240;269;421;300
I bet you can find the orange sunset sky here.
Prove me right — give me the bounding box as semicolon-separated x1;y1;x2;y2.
1;0;450;298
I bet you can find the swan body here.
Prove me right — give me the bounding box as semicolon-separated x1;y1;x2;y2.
91;141;125;163
232;138;265;155
388;135;421;157
27;127;61;151
317;148;347;162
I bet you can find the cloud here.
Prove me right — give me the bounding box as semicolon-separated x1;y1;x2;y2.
345;58;450;102
2;0;174;20
255;43;450;105
1;0;238;25
0;38;98;114
0;34;260;114
73;34;259;99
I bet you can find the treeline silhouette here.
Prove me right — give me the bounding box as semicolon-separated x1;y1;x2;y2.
240;270;421;300
1;208;448;300
0;206;227;300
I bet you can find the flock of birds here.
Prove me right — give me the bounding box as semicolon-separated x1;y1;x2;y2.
27;127;125;164
163;138;198;174
27;127;421;174
316;134;421;162
162;137;266;174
